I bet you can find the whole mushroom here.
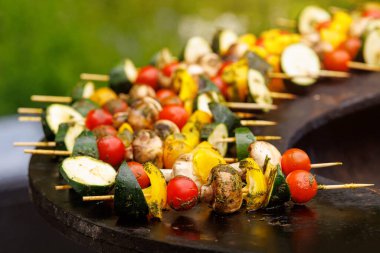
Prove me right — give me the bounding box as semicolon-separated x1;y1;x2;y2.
132;130;163;168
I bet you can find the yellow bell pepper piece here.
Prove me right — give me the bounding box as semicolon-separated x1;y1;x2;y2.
187;110;212;126
118;123;134;134
238;33;257;47
163;133;193;169
172;68;198;101
90;87;117;106
142;162;167;219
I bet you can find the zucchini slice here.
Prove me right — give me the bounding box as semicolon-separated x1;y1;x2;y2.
114;162;149;219
281;43;320;86
235;127;256;161
297;6;331;35
247;69;273;112
109;59;138;94
209;102;240;134
263;158;279;206
72;98;99;117
180;37;212;64
59;156;116;196
55;122;85;153
72;130;99;158
211;29;238;56
72;81;95;101
55;123;70;151
194;93;213;115
200;123;228;156
363;29;380;66
42;104;84;140
266;165;290;208
365;20;380;35
246;51;272;76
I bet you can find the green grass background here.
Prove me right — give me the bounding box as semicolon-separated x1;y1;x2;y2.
0;0;363;115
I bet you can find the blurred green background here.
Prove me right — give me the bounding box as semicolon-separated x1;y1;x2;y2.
0;0;364;115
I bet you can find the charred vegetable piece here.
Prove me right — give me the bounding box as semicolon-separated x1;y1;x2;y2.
117;123;134;147
109;59;138;94
128;85;156;102
235;127;256;161
60;156;116;196
263;158;279;206
200;123;228;157
247;69;272;111
72;130;99;158
209;102;240;134
211;29;238;56
297;5;331;35
72;99;99;117
246;51;272;76
179;37;212;64
102;98;128;115
55;123;70;151
71;81;95;101
222;59;249;102
249;141;281;170
163;133;193;169
92;125;117;139
114;161;149;219
132;130;163;168
240;158;267;211
142;162;167;219
266;165;291;208
128;97;162;131
54;123;84;153
154;119;180;141
90;87;118;106
201;164;243;214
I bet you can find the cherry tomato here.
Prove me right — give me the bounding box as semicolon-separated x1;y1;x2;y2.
363;9;380;19
85;109;113;130
97;135;125;167
102;98;128;115
217;61;232;76
156;89;177;103
135;66;159;90
286;170;318;204
160;95;183;106
323;49;350;72
127;161;150;189
167;176;198;211
162;62;179;78
159;105;189;130
281;148;311;176
339;37;362;59
92;125;118;139
211;75;228;98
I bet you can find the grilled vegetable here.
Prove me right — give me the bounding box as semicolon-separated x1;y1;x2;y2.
142;162;167;219
128;97;162;131
180;37;212;64
247;69;272;111
211;29;238;56
128;85;156;101
85;109;113;130
297;5;331;35
114;161;149;219
72;130;99;158
92;125;117;139
109;59;138;94
154;119;180;141
71;81;95;101
132;130;163;168
55;123;70;151
248;141;281;169
363;29;380;66
90;87;118;106
246;52;272;76
72;99;99;117
235;127;255;161
163;133;192;169
61;123;84;153
209;102;240;134
266;165;291;208
286;170;317;204
200;164;243;214
167;175;198;211
59;156;116;196
42;104;84;140
117;123;134;147
102;98;128;115
200;123;228;156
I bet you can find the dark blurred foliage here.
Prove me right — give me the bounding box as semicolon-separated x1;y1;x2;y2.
0;0;363;115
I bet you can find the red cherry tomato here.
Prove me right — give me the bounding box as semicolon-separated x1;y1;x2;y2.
159;105;189;130
281;148;311;176
167;176;198;211
156;89;177;103
339;37;362;59
127;161;150;189
92;125;118;139
97;135;125;167
217;61;232;76
286;170;318;204
160;95;183;107
211;75;228;98
85;109;113;130
363;9;380;19
162;62;179;78
323;49;351;72
102;99;128;114
135;66;159;90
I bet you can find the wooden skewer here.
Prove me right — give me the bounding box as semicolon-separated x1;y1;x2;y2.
347;61;380;72
240;120;277;126
217;136;282;144
235;112;257;119
31;95;72;103
318;70;350;78
80;73;110;82
226;102;277;110
269;92;297;100
317;183;374;190
224;158;238;163
14;142;56;147
18;116;41;122
310;162;343;169
55;185;72;190
275;17;296;28
24;149;71;156
269;70;350;79
17;107;43;114
83;195;114;201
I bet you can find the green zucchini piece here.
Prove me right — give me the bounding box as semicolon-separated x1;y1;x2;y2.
59;156;116;196
263;158;279;206
55;123;70;151
200;123;228;156
247;69;273;112
198;76;221;94
42;104;84;140
363;29;380;66
266;165;291;208
209;102;240;134
72;130;99;158
235;127;256;161
179;36;212;64
72;99;99;117
297;5;331;35
72;81;95;101
246;51;272;76
194;93;213;115
211;29;238;56
114;162;149;219
109;59;138;94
